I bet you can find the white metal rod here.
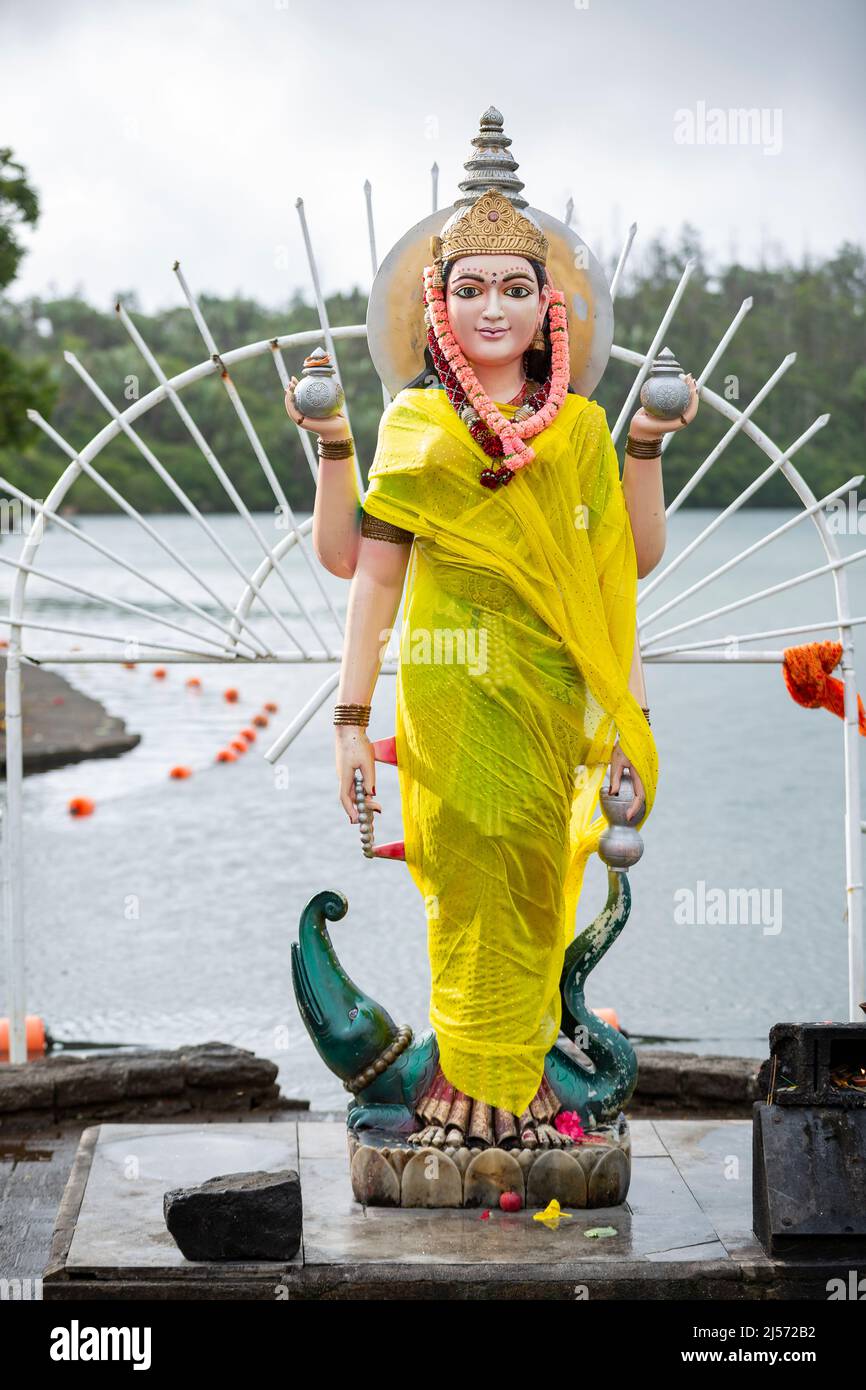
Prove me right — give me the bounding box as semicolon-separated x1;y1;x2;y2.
3;640;26;1062
293;200;362;489
364;178;392;411
263;670;342;763
643;649;786;662
267;340;324;485
1;649;400;666
611;259;696;442
652;297;754;471
30;399;268;661
171;263;341;656
639;414;831;605
827;539;865;1015
0;475;268;658
641;547;866;648
0;613;233;658
0;554;267;655
640;474;863;632
640;614;866;657
62;347;280;653
115;300;319;653
608;222;636;303
666;354;797;516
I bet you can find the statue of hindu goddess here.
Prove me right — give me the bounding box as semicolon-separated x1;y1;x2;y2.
286;108;698;1166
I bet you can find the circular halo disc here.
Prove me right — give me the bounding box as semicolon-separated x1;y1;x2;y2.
366;204;614;398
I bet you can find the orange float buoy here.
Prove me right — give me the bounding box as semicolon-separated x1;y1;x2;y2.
216;749;237;762
0;1015;47;1059
185;676;202;688
263;701;278;713
252;713;269;727
169;766;193;779
68;796;95;817
240;728;256;743
154;666;167;679
230;738;246;753
592;1008;621;1032
122;661;137;668
224;687;239;703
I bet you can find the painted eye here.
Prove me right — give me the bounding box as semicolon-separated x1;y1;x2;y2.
454;286;480;298
507;286;531;298
348;1007;359;1020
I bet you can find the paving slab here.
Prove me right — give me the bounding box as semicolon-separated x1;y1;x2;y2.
41;1117;865;1299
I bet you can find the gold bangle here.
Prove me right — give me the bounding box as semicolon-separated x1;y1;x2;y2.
317;436;355;460
334;701;371;727
626;433;663;459
360;510;413;544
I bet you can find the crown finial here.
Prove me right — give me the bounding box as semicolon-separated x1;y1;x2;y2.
454;106;528;209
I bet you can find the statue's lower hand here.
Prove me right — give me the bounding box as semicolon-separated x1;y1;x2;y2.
609;741;645;823
285;376;351;443
629;372;699;440
335;726;382;825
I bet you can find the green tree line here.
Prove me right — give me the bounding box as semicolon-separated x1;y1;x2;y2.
0;144;863;514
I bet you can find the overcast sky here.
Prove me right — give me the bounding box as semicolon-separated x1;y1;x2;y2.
2;0;863;314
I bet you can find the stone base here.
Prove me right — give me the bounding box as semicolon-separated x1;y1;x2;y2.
348;1121;631;1208
45;1117;858;1300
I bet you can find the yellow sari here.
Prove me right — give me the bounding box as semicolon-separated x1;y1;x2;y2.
362;386;658;1117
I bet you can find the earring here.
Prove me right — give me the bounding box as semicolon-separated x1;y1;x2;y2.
530;321;545;352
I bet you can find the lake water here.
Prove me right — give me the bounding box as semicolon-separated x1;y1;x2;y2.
3;504;865;1108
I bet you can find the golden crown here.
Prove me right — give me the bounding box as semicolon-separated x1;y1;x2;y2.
431;188;549;269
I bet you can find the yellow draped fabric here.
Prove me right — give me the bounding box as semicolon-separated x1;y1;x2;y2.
361;386;659;1117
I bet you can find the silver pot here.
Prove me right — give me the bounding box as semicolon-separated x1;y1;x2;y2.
598;771;645;868
639;347;690;421
292;347;345;419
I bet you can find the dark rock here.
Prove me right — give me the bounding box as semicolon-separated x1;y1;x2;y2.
164;1168;302;1261
125;1056;186;1098
635;1049;762;1108
180;1042;278;1089
0;654;140;775
53;1062;128;1107
0;1068;54;1113
0;1043;299;1126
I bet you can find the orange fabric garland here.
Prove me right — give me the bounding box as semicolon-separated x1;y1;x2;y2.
781;640;866;733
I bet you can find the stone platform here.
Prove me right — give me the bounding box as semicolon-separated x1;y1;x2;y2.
43;1117;866;1299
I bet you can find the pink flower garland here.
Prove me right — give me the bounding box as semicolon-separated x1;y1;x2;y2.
422;263;571;470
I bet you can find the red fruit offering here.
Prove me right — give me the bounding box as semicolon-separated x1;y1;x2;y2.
499;1190;522;1212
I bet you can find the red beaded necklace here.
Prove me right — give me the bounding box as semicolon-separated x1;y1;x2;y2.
426;325;553;489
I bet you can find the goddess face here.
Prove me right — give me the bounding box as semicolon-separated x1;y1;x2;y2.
445;253;550;369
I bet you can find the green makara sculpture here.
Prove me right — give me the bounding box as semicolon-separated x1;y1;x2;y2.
291;864;638;1137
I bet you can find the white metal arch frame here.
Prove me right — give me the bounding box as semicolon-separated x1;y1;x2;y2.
2;192;863;1064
